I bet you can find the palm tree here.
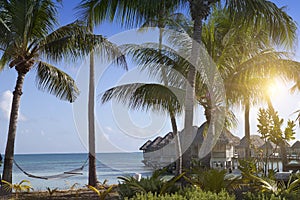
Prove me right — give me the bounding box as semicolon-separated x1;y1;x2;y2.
138;6;192;175
111;5;297;170
100;83;184;134
181;0;298;169
0;0;123;191
76;0;184;185
160;3;299;168
78;0;299;172
76;0;130;186
163;1;297;167
223;42;299;160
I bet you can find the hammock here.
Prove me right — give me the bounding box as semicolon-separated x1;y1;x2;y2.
13;158;88;180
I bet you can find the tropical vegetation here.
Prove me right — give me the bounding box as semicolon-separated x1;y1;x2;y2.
0;0;124;193
1;0;300;199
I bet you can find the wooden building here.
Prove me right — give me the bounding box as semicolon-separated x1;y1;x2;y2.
140;123;240;170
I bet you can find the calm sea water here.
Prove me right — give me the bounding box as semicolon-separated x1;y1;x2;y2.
0;153;152;190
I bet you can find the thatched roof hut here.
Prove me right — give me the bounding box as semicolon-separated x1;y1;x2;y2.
145;136;163;151
192;123;240;146
157;132;174;148
139;140;152;151
292;141;300;149
238;135;265;149
259;141;276;150
140;123;240;153
218;129;240;146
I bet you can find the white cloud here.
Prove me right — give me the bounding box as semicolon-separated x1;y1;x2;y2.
0;90;27;121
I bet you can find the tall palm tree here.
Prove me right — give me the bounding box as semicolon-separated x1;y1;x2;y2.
78;0;298;172
223;38;298;160
188;0;297;167
227;54;300;159
138;6;191;175
163;1;297;167
100;40;189;175
101;84;185;161
76;0;183;185
76;0;130;186
112;4;298;169
0;0;123;191
182;0;298;168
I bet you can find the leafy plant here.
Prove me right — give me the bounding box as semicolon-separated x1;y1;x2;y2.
185;168;239;193
238;159;264;178
46;187;58;197
125;187;235;200
69;183;79;190
239;160;300;199
1;179;33;199
118;170;184;199
87;184;114;200
257;108;296;172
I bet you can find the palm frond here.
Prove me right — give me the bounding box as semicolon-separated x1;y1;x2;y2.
290;82;300;94
87;185;100;196
226;0;297;49
39;21;127;69
76;0;186;28
292;110;300;126
35;62;80;103
0;17;10;31
38;21;90;62
120;43;188;87
3;0;57;44
0;50;10;70
1;180;12;192
100;83;185;114
139;13;191;33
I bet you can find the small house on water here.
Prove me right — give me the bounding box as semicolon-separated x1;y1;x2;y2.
140;123;240;170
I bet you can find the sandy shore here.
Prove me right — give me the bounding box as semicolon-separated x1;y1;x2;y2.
0;187;119;200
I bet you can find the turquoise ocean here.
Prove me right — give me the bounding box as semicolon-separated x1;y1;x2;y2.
0;153;152;190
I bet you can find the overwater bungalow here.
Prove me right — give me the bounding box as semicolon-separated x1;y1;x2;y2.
235;135;265;158
209;128;240;169
140;124;240;170
291;141;300;155
259;141;278;156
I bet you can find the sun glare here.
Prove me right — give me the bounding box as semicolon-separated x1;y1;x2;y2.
266;79;286;99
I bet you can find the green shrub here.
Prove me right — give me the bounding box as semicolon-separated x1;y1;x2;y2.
243;191;300;200
126;187;235;200
126;192;186;200
244;192;280;200
118;170;183;199
184;188;235;200
185;168;240;193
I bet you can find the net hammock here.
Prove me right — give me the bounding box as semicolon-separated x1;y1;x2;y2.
13;158;88;180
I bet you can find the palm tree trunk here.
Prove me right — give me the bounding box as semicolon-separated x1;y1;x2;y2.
160;34;182;175
170;112;182;175
88;21;97;186
2;71;26;193
244;98;251;159
157;15;183;175
182;5;203;170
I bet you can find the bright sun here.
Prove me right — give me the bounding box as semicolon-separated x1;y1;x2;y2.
266;79;286;99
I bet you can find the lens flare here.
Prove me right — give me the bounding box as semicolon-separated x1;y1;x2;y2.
267;79;285;99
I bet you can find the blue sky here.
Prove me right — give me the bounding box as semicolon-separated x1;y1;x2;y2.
0;0;300;154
